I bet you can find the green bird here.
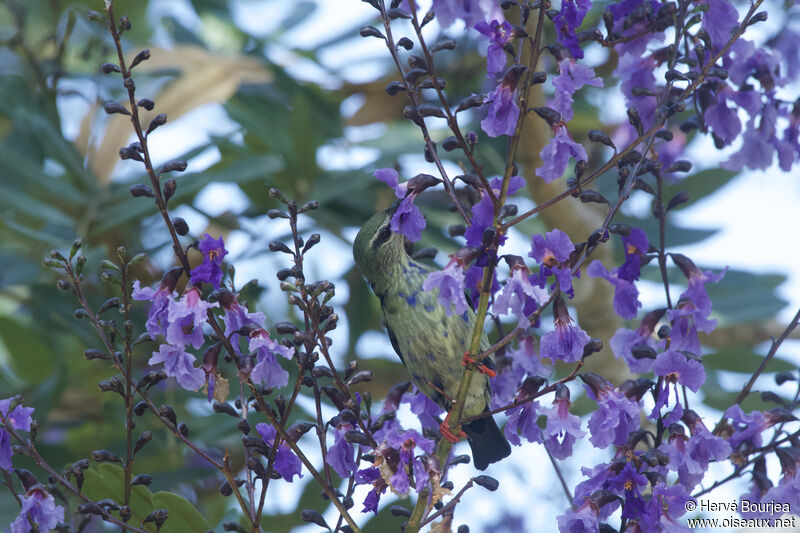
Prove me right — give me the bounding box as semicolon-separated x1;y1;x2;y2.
353;202;511;470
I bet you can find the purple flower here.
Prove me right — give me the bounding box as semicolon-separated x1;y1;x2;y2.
542;396;585;459
530;229;574;266
10;486;65;533
618;53;658;131
361;487;383;514
551;0;592;59
433;0;497;28
725;405;770;449
701;0;739;52
166;287;218;349
256;423;303;482
373;169;427;241
422;260;469;317
465;263;499;306
0;398;34;471
551;59;603;121
608;462;649;521
704;87;742;146
653;350;706;392
504;401;541;446
475;20;513;76
540;297;590;363
393;196;426;242
493;266;549;329
618;228;649;281
661;422;731;489
0;398;34;432
507;334;552;377
222;295;266;355
668;301;717;356
536;124;588;182
556;501;600;533
585;386;640;449
402;390;443;430
327;423;357;479
586;260;641;320
652;483;693;524
189;234;228;288
610;325;660;374
481;68;523;137
149;344;206;391
676;261;727;317
464;193;495;248
132;277;178;340
249;330;295;388
464;176;526;248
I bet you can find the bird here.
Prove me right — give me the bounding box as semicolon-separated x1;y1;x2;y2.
352;202;511;470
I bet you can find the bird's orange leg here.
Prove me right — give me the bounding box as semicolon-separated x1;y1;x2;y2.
439;411;467;443
462;351;496;378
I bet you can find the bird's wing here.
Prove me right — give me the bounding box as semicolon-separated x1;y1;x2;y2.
385;322;406;368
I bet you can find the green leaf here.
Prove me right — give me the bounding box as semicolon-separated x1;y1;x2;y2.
152;491;213;532
0;316;53;383
82;464;211;533
703;346;795;374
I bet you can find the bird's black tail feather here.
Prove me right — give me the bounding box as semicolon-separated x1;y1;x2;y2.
463;411;511;470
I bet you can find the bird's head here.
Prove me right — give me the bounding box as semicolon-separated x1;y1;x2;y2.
352;202;407;284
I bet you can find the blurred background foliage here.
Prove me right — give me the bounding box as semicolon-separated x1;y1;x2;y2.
0;0;796;530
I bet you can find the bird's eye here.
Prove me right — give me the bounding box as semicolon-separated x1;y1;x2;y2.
376;225;392;245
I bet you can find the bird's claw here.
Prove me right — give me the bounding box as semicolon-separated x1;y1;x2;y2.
462;351;496;378
440;412;466;444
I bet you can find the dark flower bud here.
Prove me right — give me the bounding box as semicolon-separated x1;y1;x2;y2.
133;401;147;416
84;349;109;360
158;404;177;426
747;11;767;26
287;421;316;442
130;49;151;70
119;16;131;32
101;63;121;74
665;69;687;82
396;37;414;51
619;378;654;401
666;160;692;173
161;160;188;174
456;94;485;112
301;510;328;529
583;338;603;356
391;506;412;517
13;469;39;491
608;223;631;236
666;190;690;211
776;371;797;386
407;173;441;193
104;102;130;116
137;98;155;110
554;383;571;401
98;378;124;396
545;43;571;63
405;68;427;84
518;375;546;398
92;449;122;463
269;241;294;255
441;136;460;151
146;113;167;135
631;345;657;359
359;26;385;39
133;431;152;455
418;105;444;119
163;178;177;203
530;71;547;84
499;204;517;219
213;402;238;417
130;184;154;198
579;190;609;205
588;129;616;149
432;39;456;52
383;381;412;412
587;228;609;247
171;216;189;235
348;370;374;386
627;107;642;134
532;106;562;126
124;78;135;91
143;509;168;528
119;146;143;162
472;475;499;491
403;105;424;126
130;474;152;487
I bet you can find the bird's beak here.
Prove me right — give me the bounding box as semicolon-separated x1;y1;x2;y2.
386;199;402;217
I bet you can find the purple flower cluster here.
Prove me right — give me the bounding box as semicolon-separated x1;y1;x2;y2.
256;423;303;482
0;397;34;471
374;168;426;241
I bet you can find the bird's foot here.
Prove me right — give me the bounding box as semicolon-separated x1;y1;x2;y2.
439;412;467;444
462;351;496;378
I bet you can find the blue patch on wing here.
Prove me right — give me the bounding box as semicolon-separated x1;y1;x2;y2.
461;311;469;323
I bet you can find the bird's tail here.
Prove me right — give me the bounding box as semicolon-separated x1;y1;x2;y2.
463;411;511;470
